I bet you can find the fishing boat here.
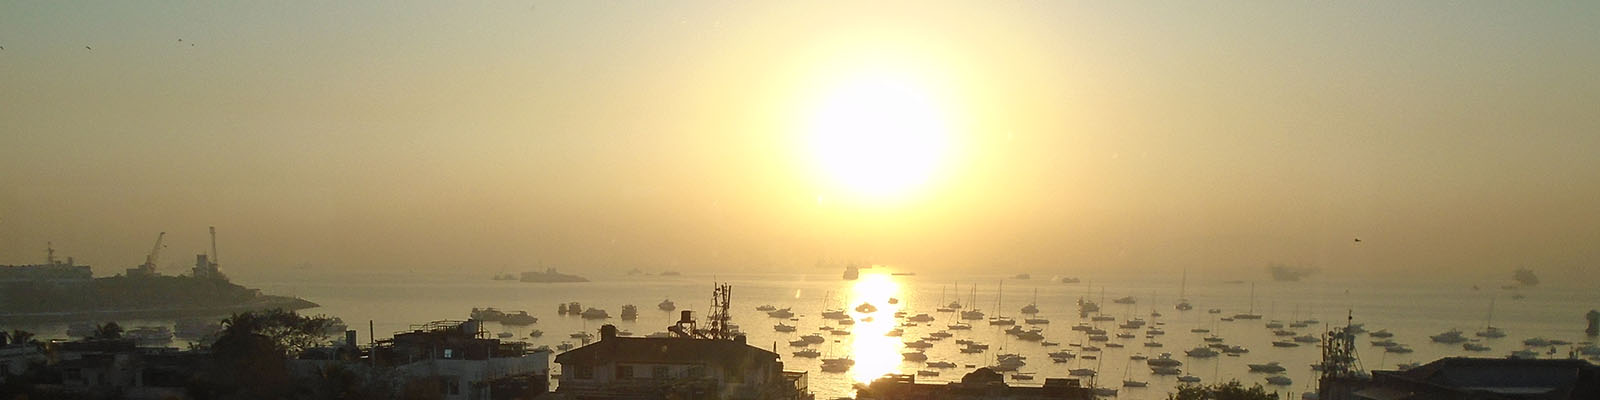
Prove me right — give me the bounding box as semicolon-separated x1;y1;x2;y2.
774;322;797;332
926;361;958;368
793;349;821;358
1266;375;1292;386
658;299;675;311
768;308;795;318
902;351;928;361
619;305;638;321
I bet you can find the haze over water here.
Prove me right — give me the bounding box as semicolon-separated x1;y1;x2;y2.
2;2;1599;398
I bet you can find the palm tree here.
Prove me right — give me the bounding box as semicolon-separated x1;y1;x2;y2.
6;329;35;346
93;322;124;340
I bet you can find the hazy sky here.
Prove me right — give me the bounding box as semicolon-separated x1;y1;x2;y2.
2;2;1596;282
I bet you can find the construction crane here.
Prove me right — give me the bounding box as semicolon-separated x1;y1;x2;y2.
140;232;166;273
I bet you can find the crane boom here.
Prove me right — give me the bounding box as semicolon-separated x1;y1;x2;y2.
145;232;166;266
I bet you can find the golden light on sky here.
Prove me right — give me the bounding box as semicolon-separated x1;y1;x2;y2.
846;270;904;383
807;71;954;203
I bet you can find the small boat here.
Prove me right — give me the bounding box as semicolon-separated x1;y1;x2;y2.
1129;354;1148;360
1011;373;1035;381
473;307;509;321
1041;341;1060;346
528;330;543;337
1272;340;1301;348
1152;366;1182;375
1177;375;1201;383
1385;345;1414;353
1463;342;1491;352
1369;329;1393;338
1431;329;1468;343
1294;334;1319;343
926;361;958;368
1024;317;1050;324
1185;346;1219;357
903;351;928;361
1204;335;1225;343
1123;380;1147;387
756;305;777;311
1144;341;1163;347
768;308;795;318
619;305;638;321
1069;368;1096;377
658;299;676;311
855;302;878;313
793;349;821;358
908;313;935;322
947;323;972;330
917;370;940;377
580;308;610;320
1266;375;1293;385
496;332;514;338
1113;296;1136;304
774;323;797;332
501;311;538;325
556;342;575;351
788;339;809;347
1146;353;1182;367
1048;350;1076;358
1248;361;1286;373
801;333;825;343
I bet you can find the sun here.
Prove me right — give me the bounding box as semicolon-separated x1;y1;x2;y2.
808;73;953;200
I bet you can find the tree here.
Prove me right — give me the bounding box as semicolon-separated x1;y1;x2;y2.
214;308;334;355
93;322;124;340
187;309;335;399
5;329;35;346
1168;380;1279;400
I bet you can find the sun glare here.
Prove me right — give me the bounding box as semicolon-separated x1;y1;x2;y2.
847;271;903;383
809;74;953;200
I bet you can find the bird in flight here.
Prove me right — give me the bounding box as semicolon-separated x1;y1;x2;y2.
85;46;92;50
1353;237;1362;243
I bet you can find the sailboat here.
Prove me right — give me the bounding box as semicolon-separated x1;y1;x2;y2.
1021;288;1041;314
936;284;957;312
1476;297;1507;338
1122;357;1147;387
989;282;1016;325
960;284;985;320
1176;267;1193;311
1232;283;1263;320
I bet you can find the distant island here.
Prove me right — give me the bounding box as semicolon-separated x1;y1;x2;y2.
0;241;316;323
520;268;589;283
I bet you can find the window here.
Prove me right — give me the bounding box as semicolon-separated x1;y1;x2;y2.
443;348;454;359
574;365;594;379
653;366;670;379
617;365;634;380
687;366;705;378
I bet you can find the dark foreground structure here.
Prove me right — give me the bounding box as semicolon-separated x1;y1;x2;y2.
1323;357;1600;400
855;368;1093;400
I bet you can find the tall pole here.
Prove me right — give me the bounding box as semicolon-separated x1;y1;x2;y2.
209;226;219;265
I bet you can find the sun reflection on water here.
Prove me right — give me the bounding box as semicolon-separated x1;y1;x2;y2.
847;271;904;383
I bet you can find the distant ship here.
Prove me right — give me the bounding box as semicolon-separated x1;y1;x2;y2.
520;268;589;283
843;264;860;280
1513;268;1539;286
